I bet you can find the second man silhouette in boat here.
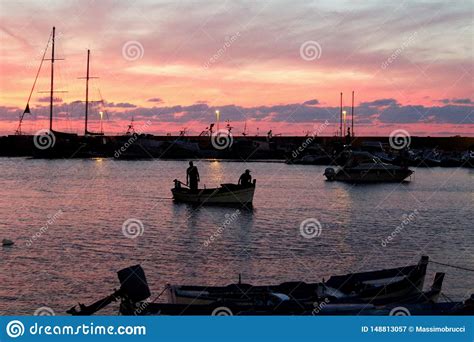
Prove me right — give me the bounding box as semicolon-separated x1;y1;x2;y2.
238;169;252;187
186;161;200;192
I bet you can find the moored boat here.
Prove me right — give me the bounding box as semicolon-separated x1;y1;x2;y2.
68;257;463;315
167;256;430;305
171;180;256;206
324;151;413;183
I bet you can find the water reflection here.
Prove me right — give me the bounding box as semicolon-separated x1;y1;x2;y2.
0;159;472;314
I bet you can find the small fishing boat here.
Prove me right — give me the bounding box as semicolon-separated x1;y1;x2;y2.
167;256;430;305
324;151;413;183
171;180;256;206
66;262;473;316
67;257;453;317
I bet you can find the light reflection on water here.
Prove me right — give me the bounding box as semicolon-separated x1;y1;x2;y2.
0;158;472;315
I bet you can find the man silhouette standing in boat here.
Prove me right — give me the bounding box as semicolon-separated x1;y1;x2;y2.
186;161;200;192
238;169;252;187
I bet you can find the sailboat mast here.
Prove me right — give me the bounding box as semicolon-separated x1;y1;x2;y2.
49;27;55;131
339;92;343;138
85;49;90;135
351;91;354;138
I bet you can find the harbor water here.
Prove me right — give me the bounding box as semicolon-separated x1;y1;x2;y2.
0;158;473;315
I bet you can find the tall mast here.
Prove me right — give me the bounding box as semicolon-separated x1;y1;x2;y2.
49;26;55;131
339;92;343;138
85;49;90;135
351;91;354;138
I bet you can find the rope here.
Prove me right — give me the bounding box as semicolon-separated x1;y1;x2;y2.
430;260;474;272
26;31;52;105
151;285;170;303
440;293;454;303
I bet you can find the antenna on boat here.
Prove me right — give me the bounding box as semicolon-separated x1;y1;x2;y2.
225;120;232;133
126;117;135;135
339;92;343;138
351;91;355;138
215;109;220;131
78;49;99;135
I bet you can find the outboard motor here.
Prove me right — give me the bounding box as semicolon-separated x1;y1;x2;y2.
67;265;151;315
118;264;151;302
324;168;336;181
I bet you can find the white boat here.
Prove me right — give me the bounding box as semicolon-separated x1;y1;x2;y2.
171;180;256;205
324;151;413;183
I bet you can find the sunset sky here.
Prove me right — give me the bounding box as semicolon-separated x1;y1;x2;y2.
0;0;472;136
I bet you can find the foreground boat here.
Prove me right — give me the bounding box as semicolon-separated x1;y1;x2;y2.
167;256;431;305
324;151;413;183
65;256;474;316
171;180;256;206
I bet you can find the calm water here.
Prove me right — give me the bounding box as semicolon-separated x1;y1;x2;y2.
0;158;473;315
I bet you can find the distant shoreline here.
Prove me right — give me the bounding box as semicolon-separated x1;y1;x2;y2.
1;134;473;159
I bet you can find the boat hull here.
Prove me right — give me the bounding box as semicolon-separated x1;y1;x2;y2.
171;184;255;205
120;298;473;316
167;256;429;305
326;168;413;183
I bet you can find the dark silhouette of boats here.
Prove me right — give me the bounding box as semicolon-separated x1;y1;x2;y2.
19;28;110;158
461;149;474;168
119;295;473;316
286;144;333;165
26;27;81;159
405;149;442;167
171;179;256;206
5;29;474;162
359;141;395;164
324;151;413;183
167;256;431;305
66;258;474;316
113;120;165;160
113;125;202;160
